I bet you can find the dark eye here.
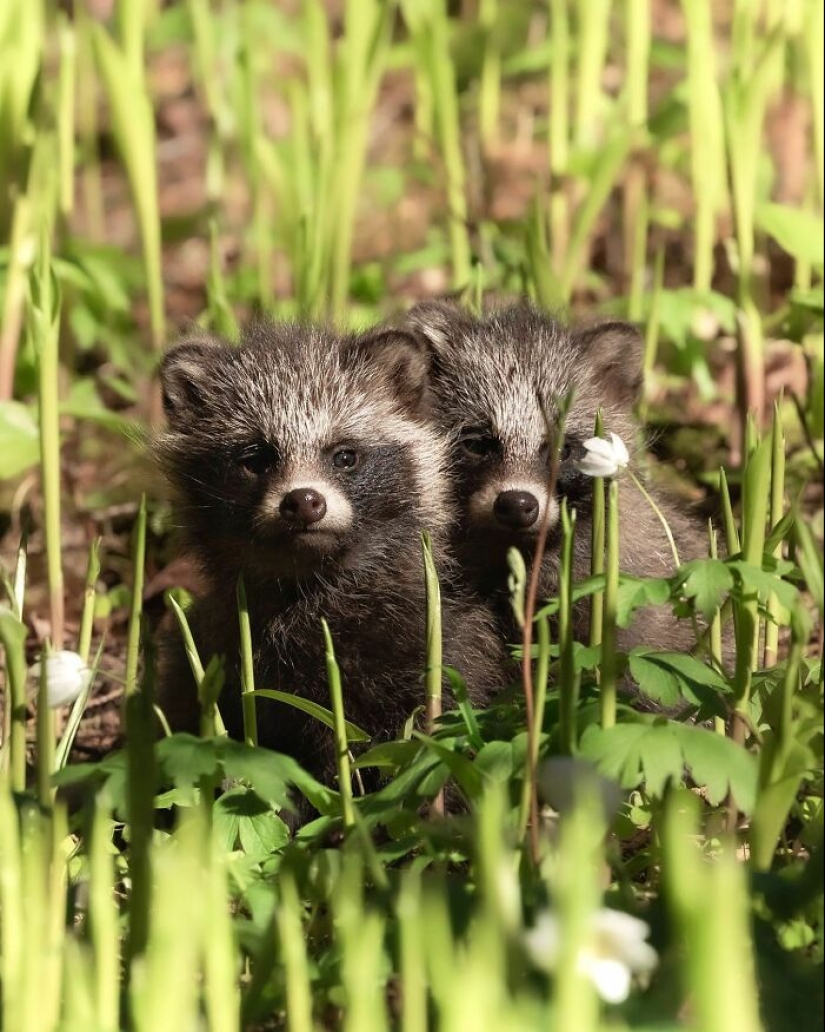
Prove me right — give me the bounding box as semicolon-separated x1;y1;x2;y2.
239;444;278;476
559;442;572;462
332;448;359;470
460;432;500;459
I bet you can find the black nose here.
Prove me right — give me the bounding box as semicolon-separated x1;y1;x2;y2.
493;490;540;529
279;488;327;526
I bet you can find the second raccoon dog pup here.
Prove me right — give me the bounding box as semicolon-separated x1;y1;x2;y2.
406;301;706;654
155;322;503;791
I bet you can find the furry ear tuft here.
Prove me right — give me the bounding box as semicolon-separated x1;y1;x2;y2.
346;329;431;413
159;334;226;423
573;322;643;408
405;299;472;355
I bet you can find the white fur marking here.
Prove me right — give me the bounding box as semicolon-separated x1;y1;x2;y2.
263;479;354;531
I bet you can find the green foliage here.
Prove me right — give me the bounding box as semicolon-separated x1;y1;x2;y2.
0;1;822;1029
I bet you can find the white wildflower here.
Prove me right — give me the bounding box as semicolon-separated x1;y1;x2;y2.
576;432;630;479
31;650;93;709
524;907;658;1004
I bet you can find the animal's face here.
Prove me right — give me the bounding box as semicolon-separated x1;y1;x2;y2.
157;324;447;579
408;302;642;554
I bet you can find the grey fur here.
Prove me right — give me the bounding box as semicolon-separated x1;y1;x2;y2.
406;300;708;661
155;321;504;805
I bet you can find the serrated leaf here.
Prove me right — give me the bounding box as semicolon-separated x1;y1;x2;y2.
214;787;291;856
675;724;758;811
728;560;799;609
220;738;339;815
677;558;734;620
155;733;222;787
579;724;650;787
615;575;672;627
629;649;727;710
631;724;685;798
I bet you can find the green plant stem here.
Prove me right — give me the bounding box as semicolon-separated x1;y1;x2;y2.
719;467;741;555
806;0;824;208
89;792;119;1031
398;871;427;1032
478;0;500;148
124;497;147;703
12;524;28;620
520;397;567;862
31;229;64;651
558;503;578;753
682;0;727;293
588;412;605;648
763;402;785;667
237;575;259;748
125;632;156;963
422;531;444;816
623;0;650;310
708;524;726;735
600;481;620;728
75;1;105;240
78;538;100;664
405;0;472;287
322;619;355;829
548;0;571;274
36;643;56;807
0;610;28;792
57;15;76;220
574;0;610;148
276;875;314;1032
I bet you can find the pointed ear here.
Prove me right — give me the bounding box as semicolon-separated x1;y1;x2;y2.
159;334;226;424
573;321;643;408
404;299;472;357
346;329;431;413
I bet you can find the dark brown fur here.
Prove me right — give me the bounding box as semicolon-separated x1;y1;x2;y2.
405;301;709;662
155;322;504;799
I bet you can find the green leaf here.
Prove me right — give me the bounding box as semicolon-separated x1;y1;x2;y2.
473;740;517;782
634;724;685;797
728;560;799;609
411;732;484;801
251;689;370;742
444;666;483;748
352;740;421;770
675;724;758;811
794;518;824;618
616;575;672;626
579;723;650;787
629;649;730;712
756;202;825;267
218;739;338;816
213;787;291;855
677;558;734;620
580;722;758;810
0;401;40;479
155;734;222;788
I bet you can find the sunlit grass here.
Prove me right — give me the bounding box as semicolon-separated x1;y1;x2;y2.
0;1;822;1029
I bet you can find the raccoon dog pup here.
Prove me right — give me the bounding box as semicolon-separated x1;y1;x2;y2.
406;300;706;654
155;321;502;788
